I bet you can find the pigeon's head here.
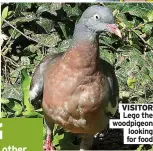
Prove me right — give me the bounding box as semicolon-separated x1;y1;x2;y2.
78;5;122;38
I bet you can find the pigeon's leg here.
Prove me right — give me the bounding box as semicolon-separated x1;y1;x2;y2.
80;134;94;151
43;121;54;151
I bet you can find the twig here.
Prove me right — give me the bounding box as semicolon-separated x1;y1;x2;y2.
1;29;15;54
133;21;153;30
2;55;19;67
1;17;51;48
148;75;153;84
2;57;10;83
2;42;13;56
131;29;153;50
133;23;145;30
131;29;146;44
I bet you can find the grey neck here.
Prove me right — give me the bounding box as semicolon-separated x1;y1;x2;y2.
70;23;99;47
64;23;100;70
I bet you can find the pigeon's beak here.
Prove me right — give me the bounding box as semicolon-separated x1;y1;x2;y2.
107;24;122;38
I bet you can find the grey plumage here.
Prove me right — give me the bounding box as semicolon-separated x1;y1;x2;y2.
30;5;120;151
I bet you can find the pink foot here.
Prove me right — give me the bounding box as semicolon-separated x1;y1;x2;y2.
43;135;55;151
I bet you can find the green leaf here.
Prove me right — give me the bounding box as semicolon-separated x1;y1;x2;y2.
14;3;32;16
21;56;30;65
21;68;34;111
31;33;60;47
22;111;44;118
7;11;14;19
8;12;36;26
10;66;24;84
58;22;68;39
147;10;153;22
100;49;116;65
147;37;153;47
142;24;153;35
0;97;10;104
117;13;132;28
23;44;41;54
9;28;21;39
63;4;82;17
2;84;22;101
136;144;143;151
2;6;9;20
5;99;23;113
127;77;136;89
36;3;62;16
57;39;72;53
36;18;54;33
121;5;150;20
53;133;64;148
1;112;7;118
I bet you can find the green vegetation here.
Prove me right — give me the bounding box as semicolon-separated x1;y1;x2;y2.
1;3;153;150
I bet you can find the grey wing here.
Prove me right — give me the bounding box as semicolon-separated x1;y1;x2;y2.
100;59;119;116
30;52;64;108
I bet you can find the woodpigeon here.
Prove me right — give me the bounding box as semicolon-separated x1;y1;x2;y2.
30;5;121;151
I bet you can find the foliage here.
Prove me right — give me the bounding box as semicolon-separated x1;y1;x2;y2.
1;3;153;150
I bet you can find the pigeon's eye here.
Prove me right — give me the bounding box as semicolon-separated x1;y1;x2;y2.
93;14;100;20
